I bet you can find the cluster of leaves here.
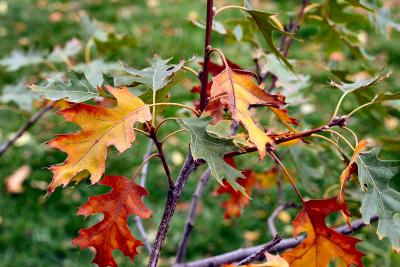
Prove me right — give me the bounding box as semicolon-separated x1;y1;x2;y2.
1;0;400;267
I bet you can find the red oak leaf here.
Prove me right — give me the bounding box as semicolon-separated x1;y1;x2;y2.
72;176;152;267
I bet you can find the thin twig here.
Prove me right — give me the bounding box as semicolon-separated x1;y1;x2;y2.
267;203;298;237
150;129;175;189
175;168;212;263
223;116;347;159
237;235;282;266
0;102;54;157
148;151;198;267
180;216;379;267
134;140;154;255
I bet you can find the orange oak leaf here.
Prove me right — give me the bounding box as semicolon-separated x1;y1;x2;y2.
215;158;257;219
191;59;242;109
339;140;368;218
209;65;286;159
270;106;298;126
282;198;364;267
72;175;152;267
47;86;151;193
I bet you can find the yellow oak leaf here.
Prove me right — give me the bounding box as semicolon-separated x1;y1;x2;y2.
47;86;151;194
210;66;286;159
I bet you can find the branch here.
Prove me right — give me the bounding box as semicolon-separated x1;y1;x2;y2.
148;150;198;267
237;235;282;266
150;129;175;188
199;0;214;111
175;168;212;263
224;116;347;159
181;216;379;267
134;140;154;255
0;102;54;157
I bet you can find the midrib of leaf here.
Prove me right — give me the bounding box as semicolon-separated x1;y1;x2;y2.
72;105;149;168
358;157;388;221
101;182;133;257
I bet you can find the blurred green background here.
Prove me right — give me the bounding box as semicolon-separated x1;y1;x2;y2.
1;0;400;266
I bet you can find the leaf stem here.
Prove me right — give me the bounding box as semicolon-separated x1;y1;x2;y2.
132;127;150;136
155;117;180;134
269;151;304;202
345;98;378;118
332;91;350;119
311;133;343;152
160;129;187;144
183;66;200;78
214;5;246;16
209;48;228;66
324;129;354;150
342;126;359;145
131;153;159;180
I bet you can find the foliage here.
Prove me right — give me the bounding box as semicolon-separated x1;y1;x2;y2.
1;0;400;267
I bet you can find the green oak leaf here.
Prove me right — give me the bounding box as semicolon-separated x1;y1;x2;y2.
73;59;121;88
48;38;82;63
369;7;400;38
0;78;40;111
94;32;137;54
244;0;292;70
357;148;400;251
0;50;45;72
120;56;185;91
330;70;391;93
345;0;373;11
261;53;309;101
31;71;98;102
178;117;245;192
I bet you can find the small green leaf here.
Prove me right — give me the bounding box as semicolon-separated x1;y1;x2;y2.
345;0;374;11
120;56;185;91
48;38;82;63
0;50;45;72
178;117;245;192
330;70;391;93
94;32;137;54
357;148;400;251
31;71;99;103
0;78;40;111
243;3;293;70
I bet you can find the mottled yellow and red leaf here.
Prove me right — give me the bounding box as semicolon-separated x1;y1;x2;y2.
47;86;151;193
209;65;286;159
73;176;152;267
282;198;364;267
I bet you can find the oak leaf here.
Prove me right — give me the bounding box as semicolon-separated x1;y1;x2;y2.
209;65;286;159
177;117;245;192
356;148;400;251
47;86;151;193
73;176;152;267
282;198;364;267
31;70;99;103
339;140;368;218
